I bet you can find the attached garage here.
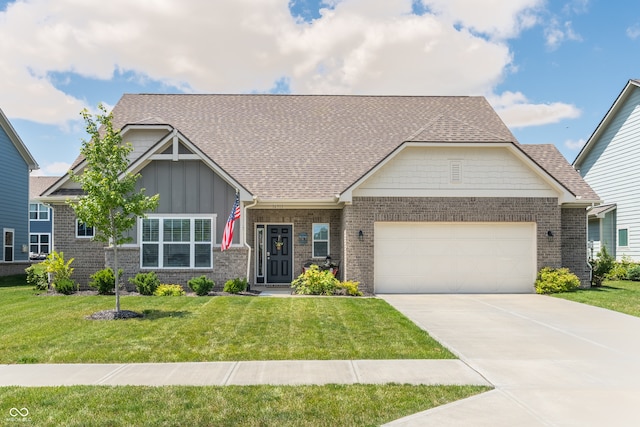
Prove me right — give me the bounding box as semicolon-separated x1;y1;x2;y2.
374;222;537;293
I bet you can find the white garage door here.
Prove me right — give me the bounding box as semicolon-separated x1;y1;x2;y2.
374;222;536;293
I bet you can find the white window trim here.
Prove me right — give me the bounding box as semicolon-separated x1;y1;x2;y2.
76;219;95;238
30;233;51;254
140;214;216;270
312;223;330;258
29;203;50;221
618;227;630;248
3;228;14;262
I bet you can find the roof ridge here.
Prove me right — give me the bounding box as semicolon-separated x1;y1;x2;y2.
405;114;444;141
407;114;515;143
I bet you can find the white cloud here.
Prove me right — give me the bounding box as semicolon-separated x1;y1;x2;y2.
627;24;640;40
544;19;582;50
489;91;581;128
39;161;72;176
0;0;573;132
565;138;586;150
422;0;543;39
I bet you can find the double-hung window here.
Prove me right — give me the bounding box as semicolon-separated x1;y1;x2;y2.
29;203;49;221
312;223;329;258
30;234;50;254
76;220;95;238
141;216;214;269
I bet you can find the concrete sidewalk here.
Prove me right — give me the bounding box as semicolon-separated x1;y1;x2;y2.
0;359;489;387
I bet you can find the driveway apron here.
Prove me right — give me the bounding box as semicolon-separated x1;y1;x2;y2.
380;294;640;427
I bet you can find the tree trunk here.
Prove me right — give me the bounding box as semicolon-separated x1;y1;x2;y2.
111;217;120;313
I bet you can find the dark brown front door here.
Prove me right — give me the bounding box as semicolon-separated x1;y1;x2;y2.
267;225;292;283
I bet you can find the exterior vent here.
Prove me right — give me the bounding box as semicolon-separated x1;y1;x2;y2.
450;161;462;184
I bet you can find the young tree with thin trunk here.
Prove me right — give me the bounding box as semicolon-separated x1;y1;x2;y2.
70;104;159;313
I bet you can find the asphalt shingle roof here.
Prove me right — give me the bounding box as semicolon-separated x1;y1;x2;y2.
61;94;596;202
30;176;60;199
108;94;518;200
519;144;599;201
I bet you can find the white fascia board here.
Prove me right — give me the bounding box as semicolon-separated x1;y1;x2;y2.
252;198;343;210
573;80;640;167
40;160;86;197
0;107;39;170
120;124;173;138
125;129;253;202
507;144;577;205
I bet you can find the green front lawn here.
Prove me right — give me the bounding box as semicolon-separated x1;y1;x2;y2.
554;280;640;317
0;384;490;426
0;277;453;364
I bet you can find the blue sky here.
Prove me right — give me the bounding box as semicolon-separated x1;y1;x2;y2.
0;0;638;175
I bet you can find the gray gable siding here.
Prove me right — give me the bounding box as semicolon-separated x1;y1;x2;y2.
136;160;239;244
578;87;640;259
0;126;30;262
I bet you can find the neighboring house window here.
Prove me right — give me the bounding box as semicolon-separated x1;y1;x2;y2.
30;234;50;255
3;229;14;262
141;216;214;269
312;223;329;258
29;203;49;221
618;228;629;247
76;220;95;238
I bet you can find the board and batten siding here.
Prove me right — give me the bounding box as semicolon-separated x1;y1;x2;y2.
136;159;239;245
0;125;30;262
354;146;558;198
578;87;640;259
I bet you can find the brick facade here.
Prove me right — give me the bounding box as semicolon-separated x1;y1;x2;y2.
53;204;105;289
246;209;342;283
0;262;32;277
561;207;591;287
342;197;571;294
53;198;589;293
105;246;248;291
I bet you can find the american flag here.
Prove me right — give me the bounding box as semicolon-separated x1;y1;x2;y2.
221;192;240;251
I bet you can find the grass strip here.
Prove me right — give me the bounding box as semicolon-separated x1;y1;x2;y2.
0;384;490;426
0;280;453;363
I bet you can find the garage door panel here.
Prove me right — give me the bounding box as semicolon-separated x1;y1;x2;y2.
374;222;536;294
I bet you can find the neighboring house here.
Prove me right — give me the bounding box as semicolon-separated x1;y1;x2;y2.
0;107;39;275
39;94;598;293
29;176;58;260
574;79;640;261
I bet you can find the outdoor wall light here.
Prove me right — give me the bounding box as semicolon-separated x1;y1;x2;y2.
547;230;554;238
358;230;364;240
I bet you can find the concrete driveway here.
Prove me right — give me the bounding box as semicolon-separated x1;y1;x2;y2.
380;294;640;427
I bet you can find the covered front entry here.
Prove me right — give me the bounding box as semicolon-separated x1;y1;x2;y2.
255;224;293;284
374;222;536;293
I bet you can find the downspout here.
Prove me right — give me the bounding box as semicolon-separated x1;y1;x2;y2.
243;196;258;285
586;203;595;285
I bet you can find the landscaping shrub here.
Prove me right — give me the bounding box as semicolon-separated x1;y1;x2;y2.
41;251;74;284
607;256;633;281
129;272;160;295
53;278;77;295
336;280;363;296
535;267;580;294
188;275;215;296
223;277;247;294
627;265;640;281
291;265;339;295
25;263;48;290
154;284;185;296
591;246;615;287
89;268;123;295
